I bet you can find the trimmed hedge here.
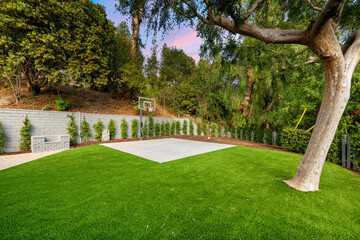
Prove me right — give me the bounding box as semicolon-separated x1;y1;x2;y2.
282;128;310;153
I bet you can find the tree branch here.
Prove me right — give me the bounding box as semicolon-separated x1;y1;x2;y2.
208;13;307;44
335;0;346;29
343;30;360;73
306;0;322;12
165;0;196;19
311;0;342;34
243;0;266;22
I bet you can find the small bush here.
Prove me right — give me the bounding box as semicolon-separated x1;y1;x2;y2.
155;123;161;137
108;119;116;140
275;130;282;146
131;119;138;138
182;120;188;135
210;123;216;137
42;104;51;111
264;128;273;145
224;125;229;137
80;117;91;142
282;128;311;153
120;119;128;139
171;121;175;135
175;121;181;135
235;127;240;139
231;126;236;138
196;123;202;135
148;115;154;137
93;120;103;141
66;114;77;145
202;124;207;135
0;121;6;153
217;125;222;137
245;127;252;141
253;125;263;143
143;120;148;138
19;116;32;150
161;121;165;136
55;98;70;111
165;121;170;136
189;120;194;135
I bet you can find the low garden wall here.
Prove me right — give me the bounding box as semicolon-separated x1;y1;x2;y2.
0;109;193;153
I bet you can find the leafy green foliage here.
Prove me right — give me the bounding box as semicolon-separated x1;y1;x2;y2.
224;125;229;138
275;130;282;146
143;120;149;138
196;123;202;135
80;117;91;142
245;127;251;141
202;124;208;136
0;121;6;153
131;119;138;138
108;119;116;140
210;123;216;137
175;121;181;135
189;120;194;135
160;121;165;136
120;119;128;139
66;114;77;145
155;123;161;137
148;115;154;137
19;116;32;151
253;125;263;143
217;125;222;137
264;128;273;145
171;121;175;135
0;0;115;93
165;122;170;136
55;98;70;111
282;128;311;154
231;126;236;138
182;120;188;135
93;120;103;141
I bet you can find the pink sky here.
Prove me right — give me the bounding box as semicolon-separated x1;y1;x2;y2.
90;0;203;62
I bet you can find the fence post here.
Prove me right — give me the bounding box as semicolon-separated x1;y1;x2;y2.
342;135;346;167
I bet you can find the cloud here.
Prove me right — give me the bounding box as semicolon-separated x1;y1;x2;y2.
168;30;202;49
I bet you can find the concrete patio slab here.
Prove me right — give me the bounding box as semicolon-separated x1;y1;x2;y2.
0;150;64;171
101;138;235;163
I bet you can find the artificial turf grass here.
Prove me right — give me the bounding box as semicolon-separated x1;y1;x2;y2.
0;145;359;239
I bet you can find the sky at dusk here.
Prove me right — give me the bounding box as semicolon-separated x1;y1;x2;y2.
90;0;203;62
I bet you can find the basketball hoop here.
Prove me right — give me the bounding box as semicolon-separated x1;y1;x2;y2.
147;107;154;112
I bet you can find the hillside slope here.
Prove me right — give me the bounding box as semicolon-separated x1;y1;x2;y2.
0;84;177;118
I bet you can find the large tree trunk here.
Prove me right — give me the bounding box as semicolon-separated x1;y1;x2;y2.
241;66;256;120
285;22;360;191
130;6;144;59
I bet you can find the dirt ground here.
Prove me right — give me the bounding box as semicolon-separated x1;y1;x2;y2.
0;84;177;117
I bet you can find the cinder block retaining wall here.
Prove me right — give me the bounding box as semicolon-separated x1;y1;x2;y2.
0;109;194;153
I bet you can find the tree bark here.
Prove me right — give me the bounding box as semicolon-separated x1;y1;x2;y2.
130;5;144;59
284;23;360;191
241;66;256;121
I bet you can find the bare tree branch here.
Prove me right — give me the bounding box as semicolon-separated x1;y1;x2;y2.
306;0;323;12
335;0;346;28
243;0;266;22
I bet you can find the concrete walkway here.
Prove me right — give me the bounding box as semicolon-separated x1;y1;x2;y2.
102;138;235;163
0;150;64;171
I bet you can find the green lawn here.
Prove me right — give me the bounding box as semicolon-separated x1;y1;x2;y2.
0;145;359;239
